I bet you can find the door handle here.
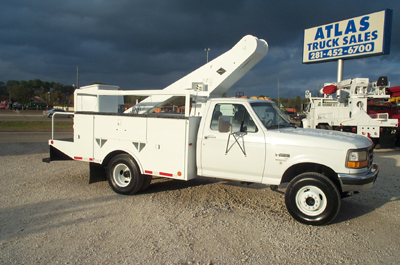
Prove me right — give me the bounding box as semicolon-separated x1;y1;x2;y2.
204;135;216;139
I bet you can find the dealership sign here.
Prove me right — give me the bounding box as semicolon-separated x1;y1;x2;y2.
303;9;392;64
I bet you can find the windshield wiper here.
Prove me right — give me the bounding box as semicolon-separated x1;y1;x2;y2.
267;124;290;129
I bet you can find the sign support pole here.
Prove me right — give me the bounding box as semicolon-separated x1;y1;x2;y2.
337;59;344;82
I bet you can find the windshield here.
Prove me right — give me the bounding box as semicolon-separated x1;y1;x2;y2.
250;102;292;129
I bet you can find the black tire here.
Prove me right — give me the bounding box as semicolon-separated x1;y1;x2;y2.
107;154;144;195
141;175;152;191
285;172;341;226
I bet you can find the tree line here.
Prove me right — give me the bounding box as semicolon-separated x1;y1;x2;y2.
271;96;308;112
0;79;75;107
0;79;310;112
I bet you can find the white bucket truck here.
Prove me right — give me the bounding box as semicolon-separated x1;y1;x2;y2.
43;35;378;225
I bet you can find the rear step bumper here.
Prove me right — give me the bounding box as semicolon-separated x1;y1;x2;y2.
42;145;73;163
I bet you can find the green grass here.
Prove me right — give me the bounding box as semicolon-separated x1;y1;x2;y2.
0;120;73;131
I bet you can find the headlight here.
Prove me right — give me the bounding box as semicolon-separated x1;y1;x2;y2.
346;150;368;168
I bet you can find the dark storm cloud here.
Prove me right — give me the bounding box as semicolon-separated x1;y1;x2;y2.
1;0;399;98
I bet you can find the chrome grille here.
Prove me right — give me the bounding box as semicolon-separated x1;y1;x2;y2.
368;147;374;168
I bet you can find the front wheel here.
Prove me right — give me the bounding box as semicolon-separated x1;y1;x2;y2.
285;172;341;225
107;154;144;195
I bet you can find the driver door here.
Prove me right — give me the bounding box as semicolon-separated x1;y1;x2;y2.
199;102;266;182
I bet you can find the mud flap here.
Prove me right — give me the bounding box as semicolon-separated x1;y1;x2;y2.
89;162;107;184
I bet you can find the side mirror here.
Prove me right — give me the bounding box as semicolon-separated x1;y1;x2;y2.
218;115;231;133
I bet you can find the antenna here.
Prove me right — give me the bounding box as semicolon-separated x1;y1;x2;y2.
278;78;280;105
76;66;79;89
278;78;280;132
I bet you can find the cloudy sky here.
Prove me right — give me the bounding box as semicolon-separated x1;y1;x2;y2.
1;0;399;98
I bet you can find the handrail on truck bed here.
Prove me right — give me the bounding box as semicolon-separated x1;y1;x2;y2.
51;112;74;140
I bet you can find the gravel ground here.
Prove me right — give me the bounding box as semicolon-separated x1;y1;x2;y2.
0;138;399;264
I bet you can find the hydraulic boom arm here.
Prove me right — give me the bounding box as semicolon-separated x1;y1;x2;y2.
127;35;268;114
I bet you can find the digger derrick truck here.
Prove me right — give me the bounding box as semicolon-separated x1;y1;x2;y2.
368;85;400;146
302;77;399;148
43;35;379;225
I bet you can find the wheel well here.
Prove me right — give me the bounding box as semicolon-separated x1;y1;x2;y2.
316;123;332;130
281;163;342;192
102;150;132;168
316;123;330;127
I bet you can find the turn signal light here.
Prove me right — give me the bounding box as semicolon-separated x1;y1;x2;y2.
347;161;368;168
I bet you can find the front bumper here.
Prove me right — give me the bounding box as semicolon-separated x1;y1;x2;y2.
338;164;379;192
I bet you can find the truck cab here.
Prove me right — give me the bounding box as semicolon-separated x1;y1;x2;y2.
199;97;376;187
197;97;378;225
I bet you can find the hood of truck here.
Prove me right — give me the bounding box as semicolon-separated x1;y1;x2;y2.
266;127;373;150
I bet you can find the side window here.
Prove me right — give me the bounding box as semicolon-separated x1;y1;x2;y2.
210;103;257;133
210;104;231;130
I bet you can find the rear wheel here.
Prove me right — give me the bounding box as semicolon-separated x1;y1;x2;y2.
107;154;144;195
285;172;341;225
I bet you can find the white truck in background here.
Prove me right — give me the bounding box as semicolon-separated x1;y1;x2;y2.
301;77;399;148
43;35;378;225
